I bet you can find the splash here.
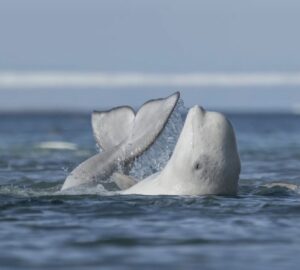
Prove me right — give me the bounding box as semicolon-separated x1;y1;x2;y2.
128;98;186;180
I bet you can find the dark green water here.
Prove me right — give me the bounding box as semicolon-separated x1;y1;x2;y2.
0;112;300;270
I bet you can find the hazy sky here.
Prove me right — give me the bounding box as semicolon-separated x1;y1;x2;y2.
0;0;299;111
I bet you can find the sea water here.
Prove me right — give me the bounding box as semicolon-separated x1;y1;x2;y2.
0;106;300;269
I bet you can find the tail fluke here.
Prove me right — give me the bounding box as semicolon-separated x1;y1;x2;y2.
62;92;180;191
91;92;180;156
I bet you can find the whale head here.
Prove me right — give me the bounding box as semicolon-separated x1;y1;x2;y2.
162;105;241;195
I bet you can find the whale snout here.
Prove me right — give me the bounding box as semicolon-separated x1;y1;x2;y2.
187;105;206;120
191;105;205;113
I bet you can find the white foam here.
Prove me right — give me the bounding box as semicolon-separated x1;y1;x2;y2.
1;71;300;88
35;141;78;150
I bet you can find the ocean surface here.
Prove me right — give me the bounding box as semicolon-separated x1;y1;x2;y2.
0;106;300;270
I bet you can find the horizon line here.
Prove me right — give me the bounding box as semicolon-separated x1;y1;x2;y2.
1;71;300;88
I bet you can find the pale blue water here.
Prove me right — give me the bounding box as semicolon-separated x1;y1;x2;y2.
0;112;300;269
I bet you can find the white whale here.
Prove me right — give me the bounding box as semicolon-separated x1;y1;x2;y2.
120;105;241;196
61;92;180;190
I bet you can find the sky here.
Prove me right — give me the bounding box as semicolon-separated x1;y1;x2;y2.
0;0;299;111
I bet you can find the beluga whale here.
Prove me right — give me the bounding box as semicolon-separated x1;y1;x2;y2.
61;92;180;190
62;92;241;196
120;105;241;195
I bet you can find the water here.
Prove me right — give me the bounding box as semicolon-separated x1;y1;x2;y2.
0;110;300;270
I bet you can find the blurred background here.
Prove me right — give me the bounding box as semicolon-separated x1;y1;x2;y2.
0;0;299;112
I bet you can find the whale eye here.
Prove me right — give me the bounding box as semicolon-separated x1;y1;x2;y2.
194;162;201;170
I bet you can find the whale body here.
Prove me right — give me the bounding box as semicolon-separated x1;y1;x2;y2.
61;92;180;190
120;105;241;196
